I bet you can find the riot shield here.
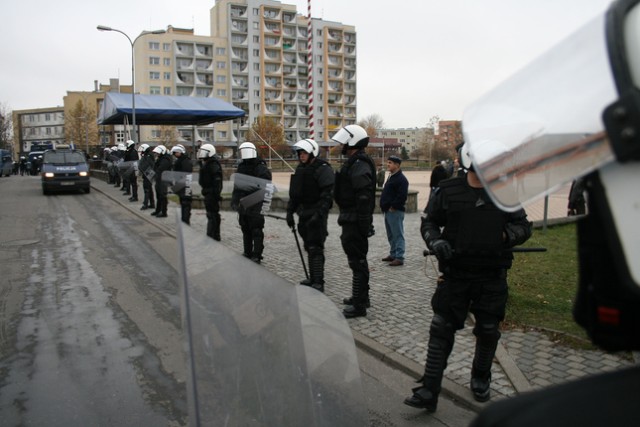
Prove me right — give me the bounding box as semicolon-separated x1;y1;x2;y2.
118;160;138;179
231;172;278;215
137;156;156;182
176;218;367;426
161;170;194;196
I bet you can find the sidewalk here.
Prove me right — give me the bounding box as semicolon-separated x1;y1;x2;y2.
93;177;635;413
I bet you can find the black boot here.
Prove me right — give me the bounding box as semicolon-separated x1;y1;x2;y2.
342;296;371;308
308;247;325;293
404;315;454;412
470;323;500;402
343;274;366;318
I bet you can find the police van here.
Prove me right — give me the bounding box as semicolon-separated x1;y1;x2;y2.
41;146;90;195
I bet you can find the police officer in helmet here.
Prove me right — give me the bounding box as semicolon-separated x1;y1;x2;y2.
404;143;532;412
331;125;376;318
198;143;223;241
286;139;335;292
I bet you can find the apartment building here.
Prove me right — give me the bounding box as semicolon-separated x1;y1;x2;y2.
134;0;357;145
379;127;430;155
12;107;66;155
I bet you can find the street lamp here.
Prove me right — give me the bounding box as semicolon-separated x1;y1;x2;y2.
97;25;166;143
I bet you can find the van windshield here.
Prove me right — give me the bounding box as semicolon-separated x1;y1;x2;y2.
44;151;86;164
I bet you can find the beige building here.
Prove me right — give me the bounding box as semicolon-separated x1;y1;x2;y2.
133;0;357;145
379;127;430;155
12;107;66;156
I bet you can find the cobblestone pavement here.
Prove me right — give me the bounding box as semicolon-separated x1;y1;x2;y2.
94;177;636;411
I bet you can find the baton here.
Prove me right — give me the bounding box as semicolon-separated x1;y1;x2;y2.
423;247;547;257
265;214;310;280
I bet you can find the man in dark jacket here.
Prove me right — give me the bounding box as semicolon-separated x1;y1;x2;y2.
231;142;272;263
123;140;139;202
404;144;532;412
286;139;335;292
151;145;172;218
171;144;194;225
331;125;376;318
380;155;409;266
137;144;155;211
198;143;223;240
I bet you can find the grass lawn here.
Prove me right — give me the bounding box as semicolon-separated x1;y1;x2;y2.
505;221;595;348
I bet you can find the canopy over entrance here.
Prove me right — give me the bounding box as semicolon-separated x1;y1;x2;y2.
97;92;245;126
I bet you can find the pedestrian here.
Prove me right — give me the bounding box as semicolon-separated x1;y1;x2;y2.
151;145;172;218
123;140;139;202
231;142;272;263
171;144;194;225
430;160;449;191
380;155;409;267
197;143;223;241
137;144;156;211
331;125;376;318
567;178;586;216
404;143;532;412
286;139;335;292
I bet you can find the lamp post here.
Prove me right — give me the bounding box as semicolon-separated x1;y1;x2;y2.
97;25;166;143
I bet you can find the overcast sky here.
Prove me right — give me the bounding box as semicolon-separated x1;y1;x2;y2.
2;0;613;128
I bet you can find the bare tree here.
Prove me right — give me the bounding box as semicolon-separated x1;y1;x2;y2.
0;102;13;151
357;114;385;138
247;116;286;158
64;100;99;154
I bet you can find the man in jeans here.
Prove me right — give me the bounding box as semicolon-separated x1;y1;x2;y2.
380;155;409;266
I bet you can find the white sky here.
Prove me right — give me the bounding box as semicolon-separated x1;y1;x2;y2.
2;0;613;128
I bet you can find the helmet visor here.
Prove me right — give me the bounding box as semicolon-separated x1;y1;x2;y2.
462;13;616;211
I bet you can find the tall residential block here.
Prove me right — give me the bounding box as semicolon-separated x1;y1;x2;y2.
134;0;357;146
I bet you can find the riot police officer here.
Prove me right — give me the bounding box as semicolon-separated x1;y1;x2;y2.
151;145;172;218
123;139;139;202
198;143;223;241
231;142;272;263
137;144;155;211
171;144;194;225
404;144;532;412
331;125;376;318
286;139;335;292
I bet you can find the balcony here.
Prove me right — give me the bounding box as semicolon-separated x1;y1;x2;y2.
231;20;248;33
264;49;281;62
263;8;281;21
195;59;212;71
196;73;213;85
196;44;212;57
176;43;194;57
232;90;248;101
232;78;248;88
284;118;297;128
176;59;194;70
230;6;247;18
177;72;195;85
232;47;248;60
265;103;281;115
265;90;281;101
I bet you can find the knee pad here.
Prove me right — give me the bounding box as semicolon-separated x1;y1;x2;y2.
473;322;501;343
429;314;456;343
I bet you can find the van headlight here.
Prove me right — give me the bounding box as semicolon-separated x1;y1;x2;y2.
79;171;88;177
44;172;54;178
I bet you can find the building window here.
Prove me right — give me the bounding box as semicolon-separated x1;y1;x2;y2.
150;72;160;80
45;113;51;121
164;72;171;80
217;131;227;139
149;42;160;50
253;22;259;29
163;58;171;66
253;8;258;15
253;49;259;57
217;75;226;83
217;89;226;96
151;130;162;138
216;61;226;69
46;128;51;135
317;29;322;36
150;86;161;94
216;47;226;55
317;42;322;49
254;90;260;97
149;56;160;65
253;35;260;43
164;87;171;95
163;43;171;51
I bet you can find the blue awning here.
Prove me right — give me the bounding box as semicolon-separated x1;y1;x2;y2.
97;92;246;126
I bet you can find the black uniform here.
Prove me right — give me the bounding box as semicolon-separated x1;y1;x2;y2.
138;150;155;210
123;145;139;200
287;157;335;291
153;153;172;217
334;149;376;316
173;154;194;225
231;158;272;262
199;156;223;240
406;175;531;411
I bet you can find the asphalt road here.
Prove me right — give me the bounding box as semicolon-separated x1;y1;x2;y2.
0;175;477;426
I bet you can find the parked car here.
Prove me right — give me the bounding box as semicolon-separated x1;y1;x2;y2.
0;149;13;177
41;148;90;195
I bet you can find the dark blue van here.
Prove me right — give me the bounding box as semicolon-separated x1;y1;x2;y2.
0;149;13;177
41;148;90;195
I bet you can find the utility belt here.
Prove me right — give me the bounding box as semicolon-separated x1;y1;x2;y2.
444;265;507;280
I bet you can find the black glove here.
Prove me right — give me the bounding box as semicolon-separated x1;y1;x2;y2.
430;239;453;260
286;211;295;228
367;224;376;238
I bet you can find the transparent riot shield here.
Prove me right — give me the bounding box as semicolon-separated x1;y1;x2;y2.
231;172;278;215
137;157;156;182
118;160;138;180
176;219;367;426
161;170;194;196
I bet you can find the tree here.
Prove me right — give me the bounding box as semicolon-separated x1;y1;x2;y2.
357;114;384;138
158;125;179;146
400;146;409;160
64;100;99;155
247;116;286;158
0;102;12;151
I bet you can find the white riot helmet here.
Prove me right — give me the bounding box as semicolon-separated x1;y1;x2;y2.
126;139;136;149
152;145;167;155
331;125;369;154
138;143;149;154
458;143;473;171
239;142;257;160
117;143;126;151
197;143;216;159
171;144;186;155
293;138;319;157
